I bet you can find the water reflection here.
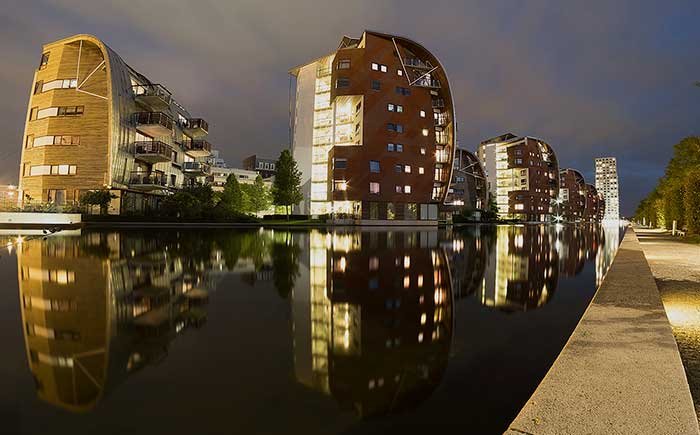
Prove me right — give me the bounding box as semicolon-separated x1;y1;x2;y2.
14;224;621;420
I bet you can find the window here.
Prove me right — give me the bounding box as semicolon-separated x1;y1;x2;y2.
371;62;379;71
46;189;66;205
388;103;395;112
395;185;403;193
515;158;523;164
371;80;381;90
396;144;403;152
334;158;347;169
31;135;80;147
29;107;38;121
25;135;33;149
420;110;426;118
406;203;417;219
387;143;395;152
39;52;49;69
34;81;43;95
338;59;351;69
455;176;465;182
404;185;412;194
395;86;411;96
395;164;403;173
515;149;523;156
397;69;403;76
387;203;396;219
334;180;347;191
369;160;380;173
420;147;426;155
404;165;411;174
29;164;76;176
380;64;387;73
369;182;380;194
396;124;404;133
336;78;350;88
396;105;403;113
514;204;524;210
41;79;78;92
419;167;425;174
422;128;429;136
36;106;84;120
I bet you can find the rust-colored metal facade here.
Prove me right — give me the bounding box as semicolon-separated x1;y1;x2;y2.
558;168;587;222
444;148;487;212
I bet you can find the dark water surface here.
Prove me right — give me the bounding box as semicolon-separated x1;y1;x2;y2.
1;224;622;434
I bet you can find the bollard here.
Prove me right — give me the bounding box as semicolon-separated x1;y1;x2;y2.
672;220;677;236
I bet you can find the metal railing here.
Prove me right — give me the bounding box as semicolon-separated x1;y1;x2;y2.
183;161;211;174
404;58;431;69
414;77;441;88
132;84;172;104
182;139;212;153
133;112;173;130
186;118;209;133
432;98;445;109
131;140;172;157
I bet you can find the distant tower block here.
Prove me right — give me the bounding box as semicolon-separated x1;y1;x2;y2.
594;157;620;220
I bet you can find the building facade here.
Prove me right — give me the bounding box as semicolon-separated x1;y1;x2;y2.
583;183;605;222
594;157;620;220
242;155;277;179
290;31;456;222
557;168;587;222
18;34;213;214
478;133;559;221
444;148;487;213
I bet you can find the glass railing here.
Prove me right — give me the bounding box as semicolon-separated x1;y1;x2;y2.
131;141;171;158
432;99;445;109
132;84;172;104
133;112;174;130
186;118;209;133
129;171;167;186
182;140;212;153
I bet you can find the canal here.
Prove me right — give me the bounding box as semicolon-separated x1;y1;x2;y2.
1;224;622;434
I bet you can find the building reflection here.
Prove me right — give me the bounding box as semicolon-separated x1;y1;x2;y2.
477;225;559;311
596;223;621;287
17;231;217;412
292;230;453;418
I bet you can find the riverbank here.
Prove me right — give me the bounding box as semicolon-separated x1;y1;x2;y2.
505;228;699;435
636;228;700;421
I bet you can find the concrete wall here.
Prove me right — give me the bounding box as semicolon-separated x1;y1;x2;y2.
0;212;81;226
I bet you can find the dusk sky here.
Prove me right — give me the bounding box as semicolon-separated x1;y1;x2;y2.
1;0;699;216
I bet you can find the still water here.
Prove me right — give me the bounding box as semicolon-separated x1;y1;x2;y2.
1;224;621;434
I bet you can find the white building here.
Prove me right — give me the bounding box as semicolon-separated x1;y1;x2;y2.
594;157;620;220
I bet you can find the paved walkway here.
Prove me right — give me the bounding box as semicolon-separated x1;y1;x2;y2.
636;228;700;421
505;228;699;435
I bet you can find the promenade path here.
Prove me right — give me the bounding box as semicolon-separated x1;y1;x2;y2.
636;227;700;421
505;228;699;435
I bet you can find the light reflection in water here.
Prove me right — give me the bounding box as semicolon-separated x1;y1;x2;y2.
12;224;621;419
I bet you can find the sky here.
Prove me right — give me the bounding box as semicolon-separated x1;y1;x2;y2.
1;0;698;216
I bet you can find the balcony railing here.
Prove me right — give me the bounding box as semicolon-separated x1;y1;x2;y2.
434;112;449;127
432;98;445;109
184;118;209;136
414;77;441;88
129;171;167;189
132;84;172;109
131;140;172;163
183;161;211;175
436;131;449;145
404;58;432;69
182;139;212;156
133;112;173;137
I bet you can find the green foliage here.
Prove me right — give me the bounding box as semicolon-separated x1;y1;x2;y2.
636;137;700;233
272;149;303;219
213;174;244;217
79;189;117;215
160;185;217;219
248;175;271;214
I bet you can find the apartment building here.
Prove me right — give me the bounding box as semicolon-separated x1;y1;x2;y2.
557;168;587;222
290;31;456;223
594;157;620;220
444;148;487;213
242;154;277;179
477;133;559;221
18;34;213;214
583;183;605;222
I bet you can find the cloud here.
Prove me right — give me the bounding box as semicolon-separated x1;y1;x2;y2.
1;0;698;214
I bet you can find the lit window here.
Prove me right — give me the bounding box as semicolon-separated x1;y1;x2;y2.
388;103;395;112
369;182;380;194
396;144;403;152
380;64;387;72
403;276;410;288
334;180;347;191
395;185;403;193
397;69;403;76
387;143;395;151
514;204;524;210
396;105;403;113
417;274;424;287
420;110;426;118
419;167;425;174
371;62;379;71
369;256;379;270
404;185;411;193
421;313;427;325
404;256;410;268
404;165;411;174
418;333;424;343
420;147;426;155
422;129;429;136
338;59;351;69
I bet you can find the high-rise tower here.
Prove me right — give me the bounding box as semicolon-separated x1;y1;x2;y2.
594;157;620;220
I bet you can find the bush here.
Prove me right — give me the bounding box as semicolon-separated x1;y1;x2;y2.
684;170;700;234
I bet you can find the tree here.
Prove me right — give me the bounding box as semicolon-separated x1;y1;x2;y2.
685;170;700;234
79;189;116;215
249;175;271;215
214;173;244;217
272;149;303;220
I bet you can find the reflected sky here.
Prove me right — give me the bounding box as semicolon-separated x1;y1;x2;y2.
3;224;622;434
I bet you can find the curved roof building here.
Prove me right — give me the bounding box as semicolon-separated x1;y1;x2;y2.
18;34;212;214
290;31;456;222
558;168;587;222
445;148;488;212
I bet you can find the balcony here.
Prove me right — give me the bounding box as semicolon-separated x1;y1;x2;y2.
183;161;211;176
436;131;449;145
183;118;208;137
414;77;441;89
434;112;449;127
129;171;167;191
404;58;432;70
134;112;173;137
183;139;212;157
131;141;172;164
132;84;172;111
432;98;445;109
